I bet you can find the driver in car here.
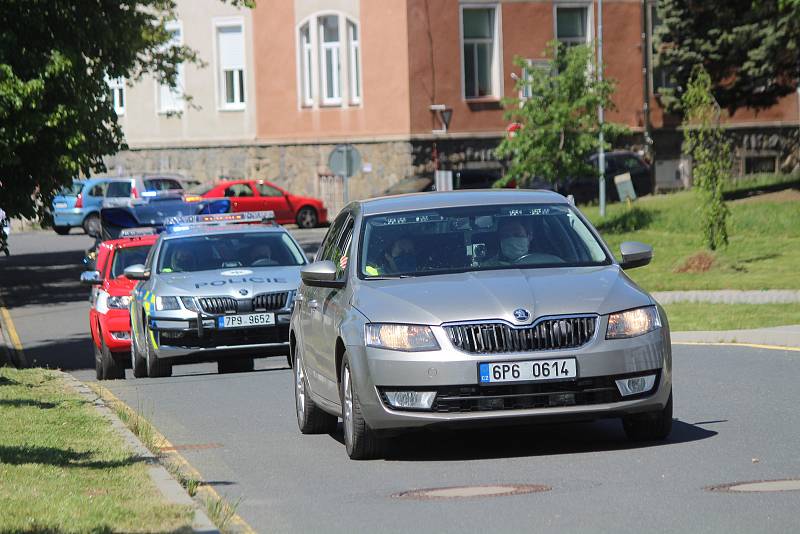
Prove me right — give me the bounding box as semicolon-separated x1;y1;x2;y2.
250;243;276;266
365;236;417;275
482;220;532;266
163;247;197;273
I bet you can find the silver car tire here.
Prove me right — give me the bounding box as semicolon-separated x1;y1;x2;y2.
144;326;172;378
294;347;337;434
622;390;673;442
130;325;147;378
341;356;384;460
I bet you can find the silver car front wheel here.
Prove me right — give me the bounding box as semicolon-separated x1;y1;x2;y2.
340;356;384;460
294;346;337;434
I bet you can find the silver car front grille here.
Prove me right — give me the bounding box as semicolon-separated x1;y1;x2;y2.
252;291;290;311
198;297;238;315
444;316;597;354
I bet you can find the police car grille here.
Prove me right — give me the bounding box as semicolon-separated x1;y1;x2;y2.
252;291;290;311
198;297;238;314
444;316;597;354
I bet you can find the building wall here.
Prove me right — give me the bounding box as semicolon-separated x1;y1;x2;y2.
117;0;256;150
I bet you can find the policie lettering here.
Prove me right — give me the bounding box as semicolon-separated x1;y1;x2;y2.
194;277;287;289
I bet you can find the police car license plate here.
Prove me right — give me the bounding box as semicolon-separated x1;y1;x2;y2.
218;313;275;328
479;358;577;384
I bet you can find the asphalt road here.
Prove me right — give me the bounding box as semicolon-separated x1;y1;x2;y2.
2;230;799;533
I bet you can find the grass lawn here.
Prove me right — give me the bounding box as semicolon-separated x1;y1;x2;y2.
581;173;800;291
663;302;800;331
0;367;192;533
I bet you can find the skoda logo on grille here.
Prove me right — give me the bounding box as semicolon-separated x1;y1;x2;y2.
239;289;249;296
513;308;531;322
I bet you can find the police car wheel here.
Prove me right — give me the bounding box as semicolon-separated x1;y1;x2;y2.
145;326;172;378
100;336;125;380
131;330;147;378
218;357;254;374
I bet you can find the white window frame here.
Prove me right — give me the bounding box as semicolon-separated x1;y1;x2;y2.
107;76;126;115
348;21;361;105
459;3;503;101
319;14;342;106
299;22;314;107
553;2;593;48
518;59;551;101
157;20;184;114
214;17;246;111
296;13;360;109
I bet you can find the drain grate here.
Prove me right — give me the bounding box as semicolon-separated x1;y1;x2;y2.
707;479;800;493
393;484;551;500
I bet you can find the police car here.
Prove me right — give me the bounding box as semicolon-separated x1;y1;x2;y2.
125;211;307;377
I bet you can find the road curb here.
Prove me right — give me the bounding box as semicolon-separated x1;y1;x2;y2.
61;372;221;534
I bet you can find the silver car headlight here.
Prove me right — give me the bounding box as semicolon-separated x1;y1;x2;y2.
107;295;130;309
155;296;181;311
606;306;661;339
365;324;440;352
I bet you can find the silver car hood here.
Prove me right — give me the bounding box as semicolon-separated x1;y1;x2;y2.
154;266;301;297
352;266;652;325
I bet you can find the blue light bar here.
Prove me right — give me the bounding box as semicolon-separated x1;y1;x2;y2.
164;210;275;227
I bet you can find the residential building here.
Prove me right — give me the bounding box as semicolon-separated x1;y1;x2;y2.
107;0;800;211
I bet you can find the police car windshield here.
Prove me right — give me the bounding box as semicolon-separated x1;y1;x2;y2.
157;232;306;274
112;245;151;279
360;203;610;278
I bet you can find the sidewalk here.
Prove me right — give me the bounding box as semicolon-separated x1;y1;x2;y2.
653;290;800;304
672;324;800;349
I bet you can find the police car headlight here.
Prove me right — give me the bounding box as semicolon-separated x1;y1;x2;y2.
107;295;130;309
180;297;198;312
606;306;661;339
365;324;440;352
155;296;180;311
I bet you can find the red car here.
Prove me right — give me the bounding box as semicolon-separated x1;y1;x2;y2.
81;232;158;380
200;179;327;228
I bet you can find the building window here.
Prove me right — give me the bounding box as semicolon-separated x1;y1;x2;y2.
518;59;551;101
348;21;361;104
300;23;313;106
556;6;590;47
462;6;500;99
297;13;360;108
158;21;184;113
319;15;341;105
649;2;677;94
107;77;125;115
217;22;245;109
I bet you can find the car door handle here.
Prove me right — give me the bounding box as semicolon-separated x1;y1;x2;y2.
308;299;318;309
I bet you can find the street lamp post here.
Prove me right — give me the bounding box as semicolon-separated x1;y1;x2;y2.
598;0;606;217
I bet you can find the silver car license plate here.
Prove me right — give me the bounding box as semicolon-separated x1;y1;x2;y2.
479;358;577;384
218;313;275;328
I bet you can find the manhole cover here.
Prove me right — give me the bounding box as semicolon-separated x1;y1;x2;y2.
708;479;800;493
393;484;551;500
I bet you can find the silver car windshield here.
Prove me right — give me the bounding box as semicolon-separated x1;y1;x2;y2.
360;204;609;278
158;232;306;274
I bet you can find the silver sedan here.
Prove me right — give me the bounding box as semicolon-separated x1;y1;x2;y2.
290;190;671;460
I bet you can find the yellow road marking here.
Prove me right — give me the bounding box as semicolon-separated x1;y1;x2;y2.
0;294;27;366
674;341;800;352
93;384;258;534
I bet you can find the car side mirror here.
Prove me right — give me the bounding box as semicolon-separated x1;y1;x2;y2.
124;264;150;280
80;270;102;285
619;241;653;270
301;261;345;289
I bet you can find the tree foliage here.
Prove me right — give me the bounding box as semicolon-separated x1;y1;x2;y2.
496;42;628;188
681;66;730;251
0;0;252;223
655;0;800;115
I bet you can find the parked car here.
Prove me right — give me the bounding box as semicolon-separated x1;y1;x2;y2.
200;179;327;228
80;230;159;380
291;190;671;459
52;174;189;236
560;151;654;204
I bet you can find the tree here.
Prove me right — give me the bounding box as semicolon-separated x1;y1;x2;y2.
681;66;730;251
496;42;628;189
655;0;800;115
0;0;252;225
